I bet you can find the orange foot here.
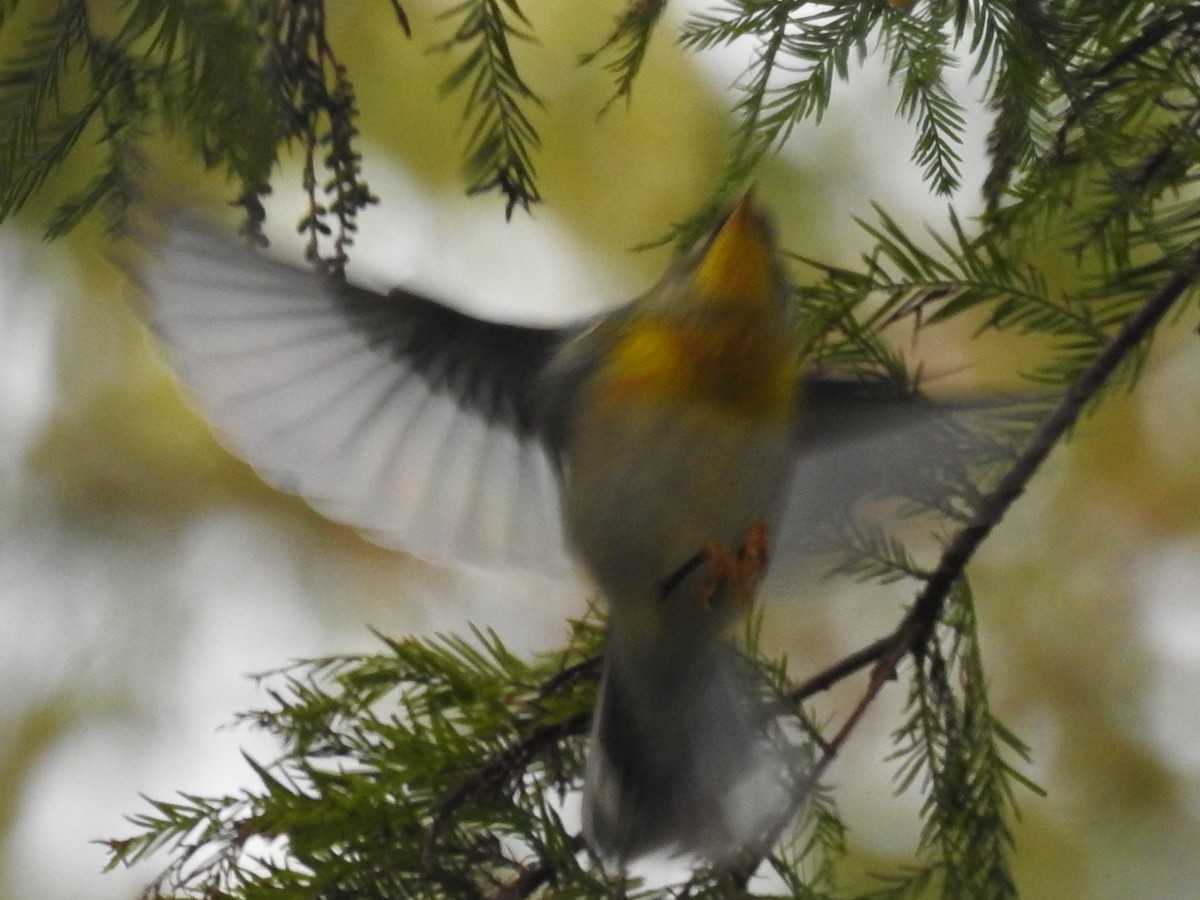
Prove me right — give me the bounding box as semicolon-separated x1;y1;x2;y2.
701;521;770;610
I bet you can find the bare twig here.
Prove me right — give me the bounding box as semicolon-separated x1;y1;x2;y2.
791;633;897;703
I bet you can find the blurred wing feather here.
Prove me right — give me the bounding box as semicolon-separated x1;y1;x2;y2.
775;375;973;555
139;219;575;574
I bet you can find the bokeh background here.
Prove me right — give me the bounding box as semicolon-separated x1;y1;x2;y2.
2;3;1200;898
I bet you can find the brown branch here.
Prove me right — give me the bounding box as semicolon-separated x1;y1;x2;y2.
902;239;1200;651
790;238;1200;785
537;654;601;699
795;642;910;800
790;633;896;703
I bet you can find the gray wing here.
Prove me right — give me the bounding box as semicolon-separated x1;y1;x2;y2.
775;374;995;556
138;218;576;574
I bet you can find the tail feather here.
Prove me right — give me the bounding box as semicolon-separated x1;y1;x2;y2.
582;628;808;867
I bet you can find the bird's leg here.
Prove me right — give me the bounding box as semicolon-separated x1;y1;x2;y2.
657;522;771;607
700;521;770;610
659;551;703;600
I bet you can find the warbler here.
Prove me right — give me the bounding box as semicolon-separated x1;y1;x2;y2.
136;195;954;867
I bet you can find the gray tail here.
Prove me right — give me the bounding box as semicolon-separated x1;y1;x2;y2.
582;628;808;867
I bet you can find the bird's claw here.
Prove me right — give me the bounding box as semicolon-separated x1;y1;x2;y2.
700;521;769;610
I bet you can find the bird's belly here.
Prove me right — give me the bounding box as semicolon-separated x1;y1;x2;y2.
564;398;793;631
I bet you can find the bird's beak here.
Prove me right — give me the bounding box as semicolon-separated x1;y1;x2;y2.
691;192;779;308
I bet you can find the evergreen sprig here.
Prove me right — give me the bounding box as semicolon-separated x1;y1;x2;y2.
434;0;544;218
677;0;966;232
828;519;927;585
579;0;668;113
268;0;381;275
791;197;1196;393
889;581;1042;900
3;1;1198;244
0;0;112;223
105;620;613;900
0;0;400;247
882;3;965;195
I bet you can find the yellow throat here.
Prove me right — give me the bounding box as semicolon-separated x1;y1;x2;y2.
604;195;799;423
691;194;780;312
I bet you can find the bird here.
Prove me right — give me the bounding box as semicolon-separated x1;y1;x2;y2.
132;194;963;868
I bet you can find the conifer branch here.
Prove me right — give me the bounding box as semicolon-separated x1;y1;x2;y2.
271;0;379;275
436;0;543;218
791;236;1200;792
0;0;402;240
579;0;668;113
905;241;1199;652
420;712;590;870
6;2;1193;896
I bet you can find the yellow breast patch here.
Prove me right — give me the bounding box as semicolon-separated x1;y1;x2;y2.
602;318;798;424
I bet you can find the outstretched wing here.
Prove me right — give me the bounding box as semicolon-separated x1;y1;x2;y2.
136;218;577;574
775;374;1005;557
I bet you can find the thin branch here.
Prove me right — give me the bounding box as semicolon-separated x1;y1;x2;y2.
799;641;907;793
790;633;896;703
790;236;1200;782
488;834;587;900
536;655;601;699
901;238;1200;652
421;711;590;870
